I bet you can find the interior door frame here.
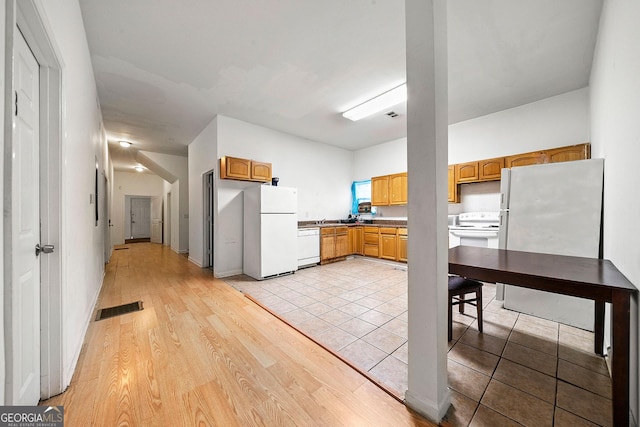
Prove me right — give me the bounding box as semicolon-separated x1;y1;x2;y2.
203;170;215;269
8;1;64;400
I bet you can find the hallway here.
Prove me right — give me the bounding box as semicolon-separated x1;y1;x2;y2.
42;244;433;426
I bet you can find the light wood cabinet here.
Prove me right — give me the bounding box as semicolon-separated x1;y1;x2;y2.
479;157;504;181
389;173;408;205
448;165;458;203
320;227;349;264
220;156;272;183
452;143;591;190
349;227;363;255
504;151;545;168
372;173;408;206
363;227;379;257
397;228;407;263
455;162;479;183
379;228;398;261
371;175;389;206
250;161;272;182
335;227;349;258
545;143;591;163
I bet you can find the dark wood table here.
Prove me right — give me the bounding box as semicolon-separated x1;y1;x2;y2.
449;246;637;427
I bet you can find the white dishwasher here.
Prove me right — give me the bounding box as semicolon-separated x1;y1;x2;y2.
297;227;320;268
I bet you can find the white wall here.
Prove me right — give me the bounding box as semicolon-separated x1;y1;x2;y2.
448;88;590;164
0;0;6;404
138;151;189;253
188;115;352;276
350;89;590;216
353;137;407;180
112;172;165;245
589;0;640;422
28;0;110;388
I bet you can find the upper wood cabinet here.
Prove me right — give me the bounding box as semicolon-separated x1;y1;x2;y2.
371;175;389;206
220;156;272;183
455;162;479;183
545;144;591;163
504;151;545;168
372;172;407;206
389;173;408;205
250;161;272;182
448;165;458;203
479;157;505;180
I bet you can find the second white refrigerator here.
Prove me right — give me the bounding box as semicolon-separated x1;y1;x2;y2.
498;158;604;330
243;185;298;280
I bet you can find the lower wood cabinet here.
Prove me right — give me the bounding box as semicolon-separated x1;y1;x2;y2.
349;227;363;255
379;228;398;261
363;227;379;258
397;228;407;262
320;226;349;264
320;226;408;263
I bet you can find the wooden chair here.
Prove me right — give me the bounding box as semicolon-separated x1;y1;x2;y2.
448;275;483;341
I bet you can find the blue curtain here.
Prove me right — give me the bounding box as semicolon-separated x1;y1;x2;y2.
351;180;371;214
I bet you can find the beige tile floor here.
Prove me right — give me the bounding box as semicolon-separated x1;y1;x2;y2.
224;257;613;427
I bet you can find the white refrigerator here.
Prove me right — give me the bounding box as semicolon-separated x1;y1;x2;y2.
498;158;604;330
243;185;298;280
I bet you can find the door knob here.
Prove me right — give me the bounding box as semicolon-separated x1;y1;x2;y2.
35;244;55;256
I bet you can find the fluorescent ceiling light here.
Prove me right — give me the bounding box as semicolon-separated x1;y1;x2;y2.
119;140;132;148
134;166;144;172
342;83;407;121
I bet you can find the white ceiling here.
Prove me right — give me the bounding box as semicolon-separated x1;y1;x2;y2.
78;0;603;172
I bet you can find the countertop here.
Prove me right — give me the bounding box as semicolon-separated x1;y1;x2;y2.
298;220;407;229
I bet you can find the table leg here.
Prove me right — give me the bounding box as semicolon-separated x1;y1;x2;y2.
611;290;631;427
594;300;605;356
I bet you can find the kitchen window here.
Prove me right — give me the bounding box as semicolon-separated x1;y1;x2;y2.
351;180;374;215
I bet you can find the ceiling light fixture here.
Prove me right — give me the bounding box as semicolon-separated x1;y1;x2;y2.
342;83;407;121
134;166;144;172
119;140;132;148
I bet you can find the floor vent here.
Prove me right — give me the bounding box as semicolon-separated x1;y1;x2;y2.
114;247;129;251
95;301;143;321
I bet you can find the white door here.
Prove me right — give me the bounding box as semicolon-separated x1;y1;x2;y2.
11;26;41;405
150;196;163;243
130;197;151;238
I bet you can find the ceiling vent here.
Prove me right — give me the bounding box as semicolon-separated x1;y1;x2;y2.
386;111;399;118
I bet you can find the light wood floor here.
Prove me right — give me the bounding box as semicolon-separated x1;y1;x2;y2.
43;243;436;426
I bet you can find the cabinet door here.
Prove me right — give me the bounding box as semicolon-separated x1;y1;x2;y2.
397;234;408;263
455;162;479;183
371;176;389;206
544;143;590;163
505;152;544;168
221;156;251;180
479;157;504;181
389;173;408;205
363;228;379;257
379;234;397;260
251;161;272;182
349;227;364;255
335;232;349;258
448;165;458;203
320;229;336;261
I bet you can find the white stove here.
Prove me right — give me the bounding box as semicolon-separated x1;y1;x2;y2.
448;212;500;248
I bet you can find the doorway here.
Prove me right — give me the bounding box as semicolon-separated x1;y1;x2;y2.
5;0;65;403
124;196;151;243
203;171;215;270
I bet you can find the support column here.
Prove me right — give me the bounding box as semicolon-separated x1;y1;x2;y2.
404;0;450;422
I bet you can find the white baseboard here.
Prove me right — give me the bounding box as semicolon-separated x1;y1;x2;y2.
404;389;451;424
188;256;202;267
215;269;243;278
